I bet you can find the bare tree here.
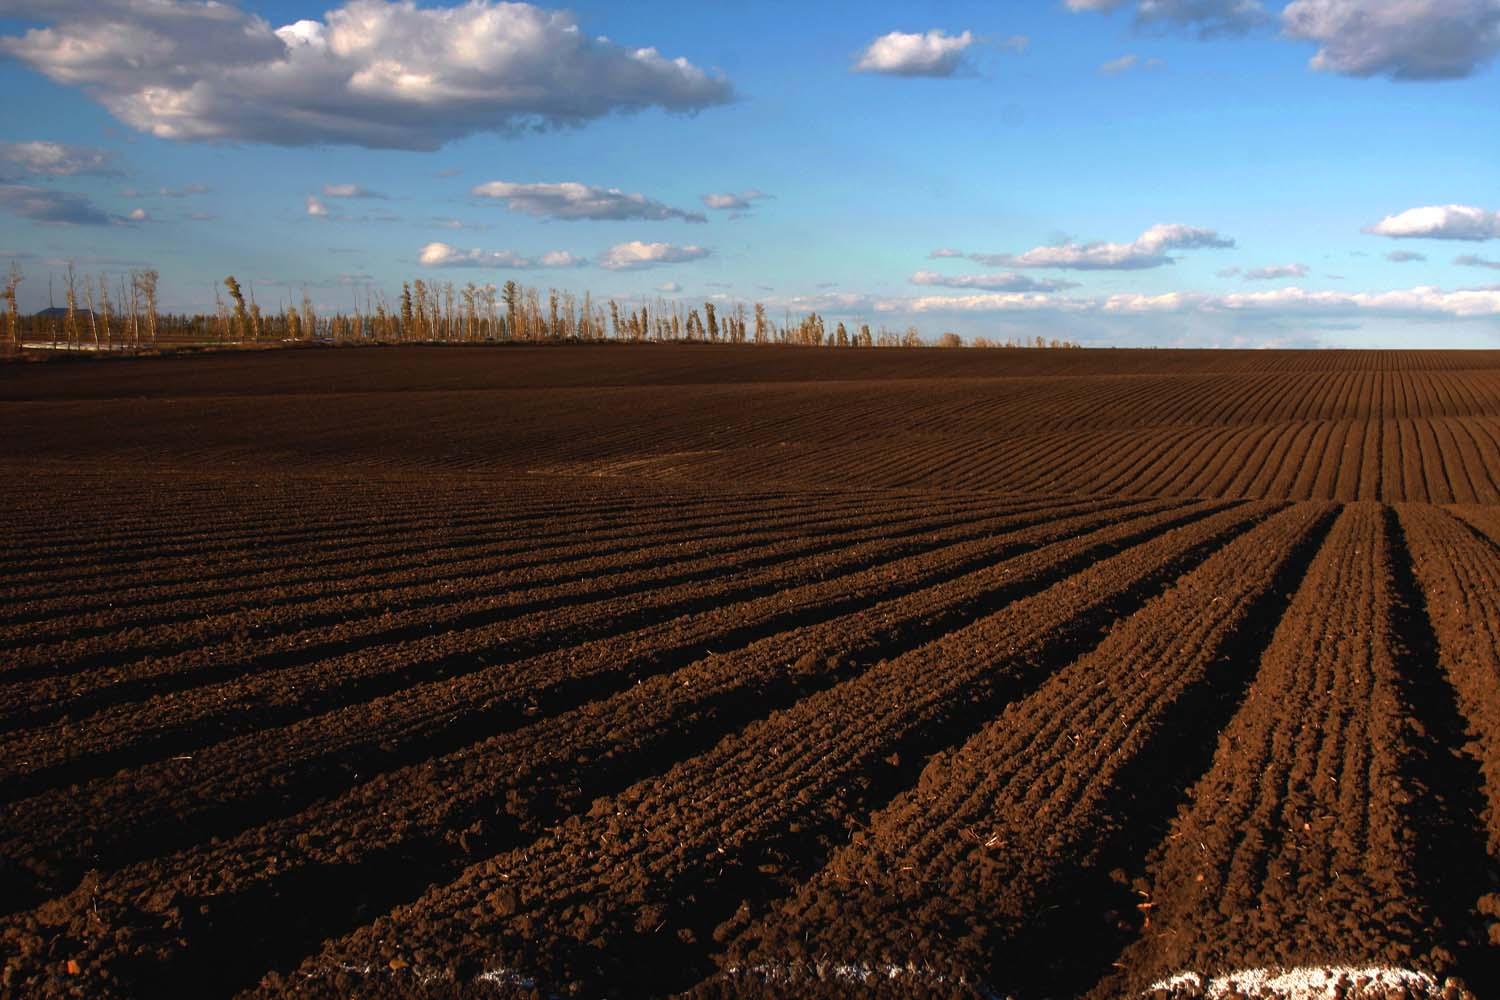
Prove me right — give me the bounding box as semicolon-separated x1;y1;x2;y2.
135;269;159;346
224;276;250;342
64;263;80;347
97;276;114;350
3;262;20;351
301;290;316;342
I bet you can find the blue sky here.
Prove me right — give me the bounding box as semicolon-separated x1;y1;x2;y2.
1;0;1498;346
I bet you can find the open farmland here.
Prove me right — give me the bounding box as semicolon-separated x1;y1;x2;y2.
4;345;1500;999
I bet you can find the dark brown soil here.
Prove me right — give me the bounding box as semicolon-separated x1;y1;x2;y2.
4;345;1500;999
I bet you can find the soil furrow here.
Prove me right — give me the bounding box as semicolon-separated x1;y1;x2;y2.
696;501;1335;999
250;500;1264;1000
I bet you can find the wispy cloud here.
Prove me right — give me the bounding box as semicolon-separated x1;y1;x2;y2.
323;183;386;199
1243;262;1309;280
122;184;209;199
1066;0;1269;38
944;223;1234;271
1456;253;1500;270
473;181;705;223
0;141;120;177
882;283;1500;320
701;189;772;212
1099;53;1165;74
910;270;1078;291
0;183;117;225
1386;250;1428;262
432;217;492;231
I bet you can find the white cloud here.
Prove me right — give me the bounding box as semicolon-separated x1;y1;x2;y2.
1386;250;1428;262
0;183;116;225
323;183;385;199
1365;204;1500;240
656;281;682;293
306;195;329;218
432;217;490;231
853;29;975;77
472;180;705;222
1456;254;1500;270
0;141;120;176
872;282;1500;320
127;207;149;221
929;248;966;259
1283;0;1500;80
1101;53;1165;73
418;242;584;269
1243;262;1309;280
910;270;1078;291
955;223;1234;270
0;0;733;150
124;184;210;199
1067;0;1269;36
701;189;772;211
895;292;1085;314
1121;285;1500;318
597;241;710;270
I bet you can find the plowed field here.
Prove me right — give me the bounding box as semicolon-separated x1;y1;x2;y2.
4;345;1500;999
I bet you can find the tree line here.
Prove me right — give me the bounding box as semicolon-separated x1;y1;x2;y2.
1;268;1083;354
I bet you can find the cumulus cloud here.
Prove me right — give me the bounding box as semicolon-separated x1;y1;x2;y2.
1456;254;1500;269
597;241;710;270
1282;0;1500;80
910;270;1078;291
1365;204;1500;240
0;141;120;177
127;207;149;221
853;29;975;77
952;223;1234;270
0;183;116;225
1243;262;1310;280
1386;250;1428;262
0;0;733;150
323;183;385;199
1066;0;1270;37
701;189;772;211
306;195;329;218
417;242;584;269
472;181;705;222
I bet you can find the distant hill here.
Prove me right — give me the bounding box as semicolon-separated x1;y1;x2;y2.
29;307;95;320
